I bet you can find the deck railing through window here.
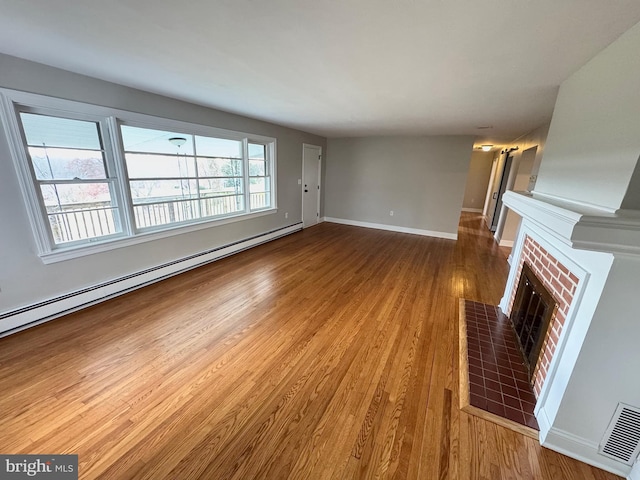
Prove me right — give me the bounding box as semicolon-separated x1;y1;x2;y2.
47;192;270;244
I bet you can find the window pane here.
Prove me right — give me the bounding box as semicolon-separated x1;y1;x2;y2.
248;143;265;160
40;184;120;244
134;199;199;229
29;147;106;180
41;183;113;207
200;195;244;217
196;136;242;158
198;178;243;198
249;159;265;177
129;179;199;204
121;125;194;155
20;113;102;150
250;176;271;210
125;153;196;178
196;157;242;177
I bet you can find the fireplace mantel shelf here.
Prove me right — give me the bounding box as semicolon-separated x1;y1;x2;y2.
503;191;640;256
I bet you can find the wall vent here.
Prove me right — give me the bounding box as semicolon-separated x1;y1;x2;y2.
599;403;640;466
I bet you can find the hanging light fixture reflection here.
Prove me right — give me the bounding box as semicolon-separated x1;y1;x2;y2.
168;137;187;147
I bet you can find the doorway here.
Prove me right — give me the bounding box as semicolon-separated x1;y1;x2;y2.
302;144;321;228
486;153;514;232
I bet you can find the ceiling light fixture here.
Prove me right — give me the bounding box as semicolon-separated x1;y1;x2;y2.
481;145;493;152
168;137;187;147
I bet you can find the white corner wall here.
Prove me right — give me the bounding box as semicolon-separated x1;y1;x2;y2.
0;54;326;334
534;21;640;211
501;18;640;477
324;135;474;238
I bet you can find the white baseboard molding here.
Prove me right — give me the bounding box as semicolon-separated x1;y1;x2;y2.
461;208;483;213
541;424;631;477
0;223;303;338
324;217;457;240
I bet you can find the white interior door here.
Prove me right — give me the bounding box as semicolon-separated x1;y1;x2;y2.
302;144;321;228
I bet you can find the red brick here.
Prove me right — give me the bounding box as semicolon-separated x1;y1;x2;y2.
548;263;560;279
558;274;572;290
569;272;579;284
562;288;573;305
551;278;563;296
535;260;545;274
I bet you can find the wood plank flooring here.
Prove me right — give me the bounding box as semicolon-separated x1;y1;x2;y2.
0;213;622;479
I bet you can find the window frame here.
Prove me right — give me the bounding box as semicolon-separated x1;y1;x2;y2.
0;89;278;264
247;140;274;212
17;107;129;248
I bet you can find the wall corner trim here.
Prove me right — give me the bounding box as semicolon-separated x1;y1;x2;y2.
541;422;631;477
629;459;640;480
323;217;458;240
0;223;303;338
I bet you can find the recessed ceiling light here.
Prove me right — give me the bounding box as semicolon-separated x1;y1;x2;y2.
481;145;493;151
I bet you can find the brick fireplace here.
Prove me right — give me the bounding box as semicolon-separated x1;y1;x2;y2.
505;235;579;397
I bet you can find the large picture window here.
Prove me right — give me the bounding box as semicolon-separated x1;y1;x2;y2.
120;125;247;229
1;90;277;262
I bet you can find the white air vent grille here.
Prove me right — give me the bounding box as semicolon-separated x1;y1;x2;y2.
599;403;640;466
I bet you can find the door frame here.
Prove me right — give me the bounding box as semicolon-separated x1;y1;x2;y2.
302;143;322;228
490;154;514;232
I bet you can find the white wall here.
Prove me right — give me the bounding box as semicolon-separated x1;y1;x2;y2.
534;21;640;211
325;135;474;237
553;255;640;443
0;54;326;321
462;151;493;211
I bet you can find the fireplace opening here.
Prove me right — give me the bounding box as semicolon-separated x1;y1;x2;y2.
511;263;558;382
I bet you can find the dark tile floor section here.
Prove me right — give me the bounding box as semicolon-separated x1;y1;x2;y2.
464;300;539;430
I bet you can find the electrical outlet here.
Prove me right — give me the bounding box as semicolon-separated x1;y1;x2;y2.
285;212;288;219
390;210;394;216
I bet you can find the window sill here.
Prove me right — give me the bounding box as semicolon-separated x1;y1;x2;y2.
39;208;277;264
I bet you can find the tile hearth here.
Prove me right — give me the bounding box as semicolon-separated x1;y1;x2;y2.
462;300;539;431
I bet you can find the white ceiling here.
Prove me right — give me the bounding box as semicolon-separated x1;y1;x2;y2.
1;1;640;147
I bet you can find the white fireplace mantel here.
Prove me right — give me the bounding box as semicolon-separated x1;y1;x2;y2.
500;190;640;478
502;191;640;257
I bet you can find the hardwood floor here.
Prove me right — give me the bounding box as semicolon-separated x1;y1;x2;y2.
0;213;622;479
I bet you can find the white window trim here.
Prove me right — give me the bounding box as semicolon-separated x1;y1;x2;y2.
0;89;278;264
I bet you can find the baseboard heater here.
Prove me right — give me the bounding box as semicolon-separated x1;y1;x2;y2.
0;223;303;338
